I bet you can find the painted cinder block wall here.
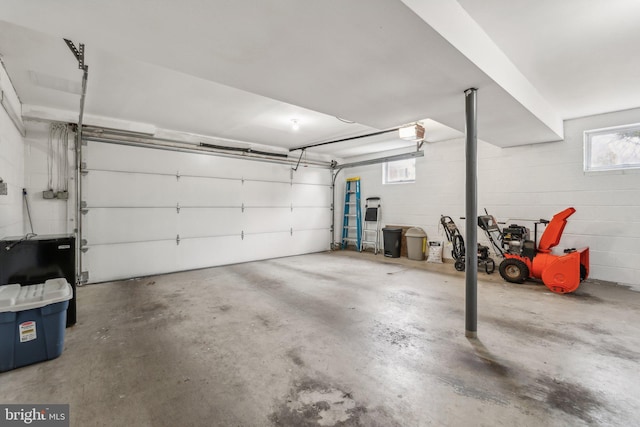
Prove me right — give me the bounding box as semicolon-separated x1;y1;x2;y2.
336;107;640;287
0;65;24;238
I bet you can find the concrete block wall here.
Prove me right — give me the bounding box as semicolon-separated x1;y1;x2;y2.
336;107;640;287
0;65;24;238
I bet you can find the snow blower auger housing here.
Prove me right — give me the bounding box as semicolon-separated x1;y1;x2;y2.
498;207;589;294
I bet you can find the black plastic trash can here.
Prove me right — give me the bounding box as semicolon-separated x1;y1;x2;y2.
382;227;402;258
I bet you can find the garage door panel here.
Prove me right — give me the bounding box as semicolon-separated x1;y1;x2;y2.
243;209;292;234
84;208;177;245
83;240;179;283
243;181;291;206
239;161;292;182
292;167;330;185
292;208;332;229
244;232;297;260
292;184;331;206
86;141;183;174
84;171;178;207
178;208;243;238
178;176;243;206
244;230;329;259
175;155;288;181
177;236;246;271
290;229;331;253
175;151;244;178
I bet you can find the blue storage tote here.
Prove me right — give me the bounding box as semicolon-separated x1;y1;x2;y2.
0;278;72;372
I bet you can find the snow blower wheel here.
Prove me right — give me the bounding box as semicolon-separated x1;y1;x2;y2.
499;258;529;283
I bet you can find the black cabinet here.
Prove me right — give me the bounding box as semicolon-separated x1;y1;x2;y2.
0;234;76;327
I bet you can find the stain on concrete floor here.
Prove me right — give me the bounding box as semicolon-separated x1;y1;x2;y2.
458;352;511;378
564;290;605;303
436;373;510;406
266;260;340;283
522;376;609;425
286;348;305;367
372;321;415;348
255;313;273;328
270;378;369;427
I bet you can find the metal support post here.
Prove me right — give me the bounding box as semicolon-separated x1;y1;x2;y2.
464;88;478;338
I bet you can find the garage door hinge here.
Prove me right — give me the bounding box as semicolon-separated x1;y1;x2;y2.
80;201;89;215
176;234;180;245
241;177;244;185
80;162;88;175
176;203;180;213
241;231;244;240
176;171;180;181
80;238;89;253
241;203;244;213
330;203;334;211
291;203;293;212
79;271;89;284
290;228;293;236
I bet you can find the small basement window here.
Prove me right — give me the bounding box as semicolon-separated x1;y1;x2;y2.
584;123;640;171
383;158;415;184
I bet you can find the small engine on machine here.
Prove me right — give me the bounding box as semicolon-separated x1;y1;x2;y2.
500;224;531;254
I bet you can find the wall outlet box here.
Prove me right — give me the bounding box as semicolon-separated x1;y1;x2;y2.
56;191;69;200
0;182;7;196
43;190;56;199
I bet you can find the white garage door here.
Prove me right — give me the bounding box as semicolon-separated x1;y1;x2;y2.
81;141;332;283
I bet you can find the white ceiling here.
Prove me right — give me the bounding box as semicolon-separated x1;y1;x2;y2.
1;0;639;158
458;0;640;120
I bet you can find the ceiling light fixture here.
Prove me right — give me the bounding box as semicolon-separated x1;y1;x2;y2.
291;119;300;131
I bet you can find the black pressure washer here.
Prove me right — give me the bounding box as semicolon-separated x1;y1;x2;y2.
440;215;495;274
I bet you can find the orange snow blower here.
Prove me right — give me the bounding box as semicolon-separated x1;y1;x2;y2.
480;207;589;294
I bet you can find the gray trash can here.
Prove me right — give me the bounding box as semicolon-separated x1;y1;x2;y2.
406;227;427;260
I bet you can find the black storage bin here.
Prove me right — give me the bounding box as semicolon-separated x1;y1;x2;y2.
0;234;76;327
382;228;402;258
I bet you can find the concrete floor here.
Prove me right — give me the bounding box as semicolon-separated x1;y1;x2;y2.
1;251;639;426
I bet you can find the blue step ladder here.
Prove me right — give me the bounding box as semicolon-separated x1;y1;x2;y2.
342;177;362;250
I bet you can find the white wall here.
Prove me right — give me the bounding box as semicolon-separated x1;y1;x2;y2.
337;107;640;286
23;121;75;235
0;64;24;238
